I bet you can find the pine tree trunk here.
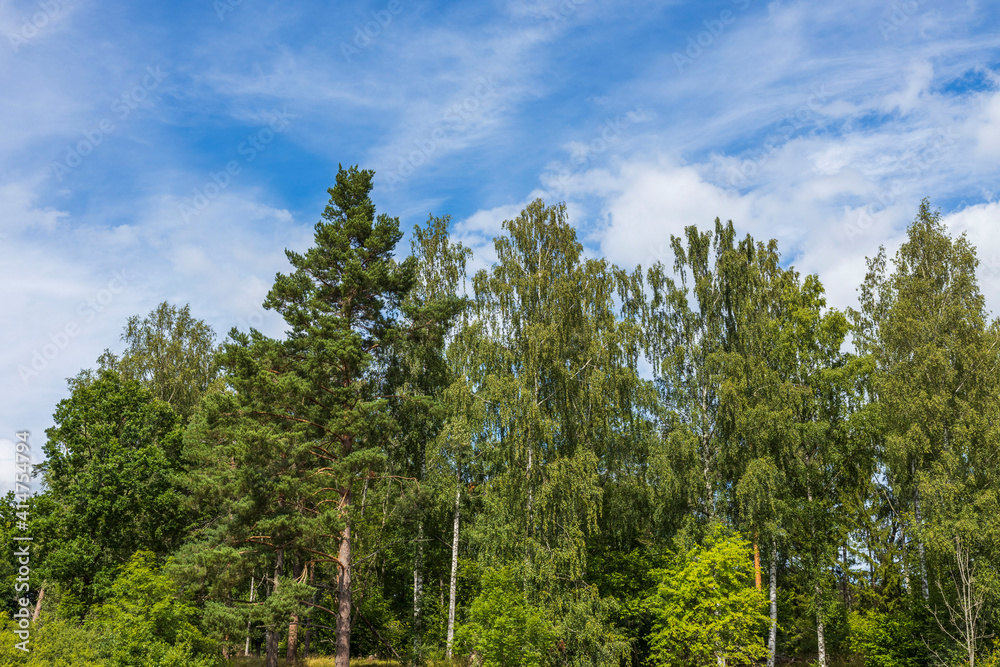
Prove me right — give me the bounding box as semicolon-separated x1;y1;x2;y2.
446;483;461;660
267;550;284;667
753;537;762;591
287;559;301;666
336;489;353;667
31;585;44;621
266;616;277;663
285;562;302;665
303;564;315;658
287;615;299;665
768;543;777;667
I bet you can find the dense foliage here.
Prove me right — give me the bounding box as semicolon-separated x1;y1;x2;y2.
5;173;999;667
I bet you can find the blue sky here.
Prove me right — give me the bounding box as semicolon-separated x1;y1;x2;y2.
4;0;1000;492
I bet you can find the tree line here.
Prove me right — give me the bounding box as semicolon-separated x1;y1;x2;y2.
2;165;998;667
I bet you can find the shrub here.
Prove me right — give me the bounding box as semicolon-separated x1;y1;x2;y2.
645;526;769;667
89;550;220;667
455;567;555;667
848;610;924;667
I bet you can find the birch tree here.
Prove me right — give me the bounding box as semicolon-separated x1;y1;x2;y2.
385;214;470;662
645;219;743;522
469;199;635;666
98;301;219;421
851;199;1000;663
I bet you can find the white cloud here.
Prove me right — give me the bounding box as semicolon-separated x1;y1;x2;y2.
588;160;751;270
945;201;1000;314
879;60;934;115
452;200;529;280
0;179;68;234
973;90;1000;158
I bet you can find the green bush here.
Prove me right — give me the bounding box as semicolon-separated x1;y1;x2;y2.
848;610;924;667
0;613;104;666
645;526;769;667
89;550;220;667
455;567;555;667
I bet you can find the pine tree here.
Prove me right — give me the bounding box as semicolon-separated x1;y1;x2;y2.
216;165;417;667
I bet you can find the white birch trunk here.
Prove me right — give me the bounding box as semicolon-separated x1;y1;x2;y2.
768;544;777;667
413;519;424;660
446;483;461;660
914;489;929;601
815;582;827;667
245;575;255;656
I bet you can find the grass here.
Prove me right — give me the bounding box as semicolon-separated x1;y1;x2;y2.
225;657;451;667
226;653;862;666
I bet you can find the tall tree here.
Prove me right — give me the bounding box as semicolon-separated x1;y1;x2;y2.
647;222;851;666
217;165;417;667
853;199;1000;664
436;307;486;661
712;232;796;667
725;260;851;667
36;371;188;613
383;214;470;662
644;220;742;523
470;199;637;666
780;278;851;667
